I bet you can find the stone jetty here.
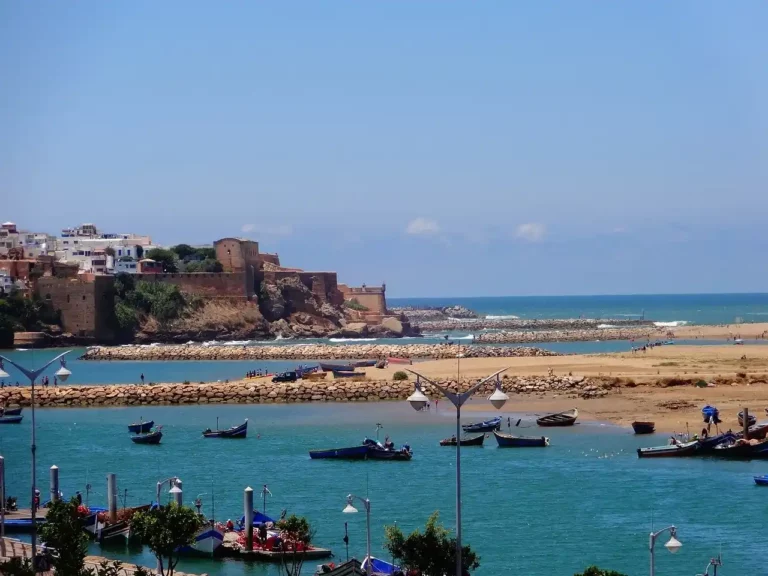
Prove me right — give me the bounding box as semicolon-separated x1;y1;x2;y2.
80;343;560;361
416;317;655;332
0;374;612;409
475;327;662;344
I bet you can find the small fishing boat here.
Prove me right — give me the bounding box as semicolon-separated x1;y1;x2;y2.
363;438;413;460
697;432;738;452
295;365;319;376
203;418;248;439
712;438;768;460
462;416;502;433
1;406;22;416
632;421;656;435
98;521;132;543
734;339;744;345
127;419;154;434
332;370;366;379
0;415;23;424
439;434;485;447
493;430;549;447
536;408;578;427
131;427;163;444
745;422;768;440
754;475;768;486
387;357;411;365
309;445;370;460
319;362;355;372
637;440;699;458
353;360;377;368
738;411;757;427
702;405;721;424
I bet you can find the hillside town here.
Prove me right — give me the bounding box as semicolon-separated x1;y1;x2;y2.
0;220;408;346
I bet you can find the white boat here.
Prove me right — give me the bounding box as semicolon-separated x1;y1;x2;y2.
180;523;225;555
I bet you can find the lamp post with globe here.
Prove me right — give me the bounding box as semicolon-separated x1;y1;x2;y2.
649;525;682;576
342;494;372;576
404;367;509;576
0;350;73;569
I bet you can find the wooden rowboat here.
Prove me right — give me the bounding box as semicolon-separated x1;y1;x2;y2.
738;411;757;427
493;430;549;447
203;418;248;438
0;415;23;424
439;434;485;447
536;408;578;427
637;440;699;458
1;406;22;416
131;427;163;444
462;417;501;433
631;421;656;434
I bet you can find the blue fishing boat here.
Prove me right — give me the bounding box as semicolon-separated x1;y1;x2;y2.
309;445;370;460
697;432;737;452
331;370;365;379
361;556;401;575
128;419;154;434
712;438;768;460
131;427;163;444
754;475;768;486
1;406;22;416
353;360;377;368
0;415;23;424
238;510;276;528
493;430;549;447
462;416;501;433
320;362;355;372
203;418;248;438
363;438;413;460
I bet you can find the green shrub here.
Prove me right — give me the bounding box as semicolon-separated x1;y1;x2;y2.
344;298;369;311
393;371;408;381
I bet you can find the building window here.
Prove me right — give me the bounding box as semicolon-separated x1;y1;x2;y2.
67;295;70;303
82;295;86;300
118;250;122;256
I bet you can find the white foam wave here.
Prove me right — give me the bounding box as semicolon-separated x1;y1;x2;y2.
15;348;29;351
456;335;475;340
597;324;619;329
329;338;379;343
653;321;689;327
484;315;520;320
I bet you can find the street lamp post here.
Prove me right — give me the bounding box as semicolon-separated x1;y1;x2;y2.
0;350;72;570
649;525;682;576
342;494;372;576
405;367;509;576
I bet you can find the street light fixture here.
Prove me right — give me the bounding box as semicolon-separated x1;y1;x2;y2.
649;525;682;576
342;494;372;576
405;367;509;576
0;350;73;570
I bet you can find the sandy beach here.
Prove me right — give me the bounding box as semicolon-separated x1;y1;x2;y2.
672;322;768;340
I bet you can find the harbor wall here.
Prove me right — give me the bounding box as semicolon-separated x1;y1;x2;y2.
81;343;560;361
0;374;607;409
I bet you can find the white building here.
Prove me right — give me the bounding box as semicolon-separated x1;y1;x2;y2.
0;269;14;294
55;223;159;273
113;256;139;274
0;222;55;258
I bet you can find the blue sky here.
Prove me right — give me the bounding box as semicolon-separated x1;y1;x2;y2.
2;2;767;297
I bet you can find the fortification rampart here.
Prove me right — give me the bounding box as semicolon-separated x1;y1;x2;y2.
134;272;253;300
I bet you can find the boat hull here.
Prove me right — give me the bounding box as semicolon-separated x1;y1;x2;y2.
309;445;371;460
128;420;154;434
2;406;22;416
0;415;23;424
203;420;248;438
631;421;655;434
462;417;502;433
179;526;225;555
367;448;413;461
537;409;578;427
319;363;355;372
754;475;768;486
131;430;163;444
493;431;549;447
637;441;699;458
713;441;768;460
440;434;485;447
738;412;757;427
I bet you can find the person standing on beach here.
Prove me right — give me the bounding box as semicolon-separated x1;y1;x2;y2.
140;373;145;384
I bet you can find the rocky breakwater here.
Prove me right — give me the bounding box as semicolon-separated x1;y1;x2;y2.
416;317;656;332
0;374;612;409
81;343;561;361
476;326;661;343
390;305;478;321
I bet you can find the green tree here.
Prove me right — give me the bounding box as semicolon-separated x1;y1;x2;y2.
574;567;628;576
195;247;216;260
39;497;90;576
104;246;116;258
131;503;202;576
0;558;36;576
145;248;179;273
185;259;223;273
170;244;196;260
276;515;315;576
135;245;144;259
384;511;479;576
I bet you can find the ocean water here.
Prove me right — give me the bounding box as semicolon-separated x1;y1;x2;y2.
1;403;766;575
390;293;768;325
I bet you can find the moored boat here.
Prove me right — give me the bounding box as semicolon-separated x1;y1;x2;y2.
439;434;485;447
128;419;154;434
712;438;768;460
637;440;699;458
738;411;757;427
302;372;327;380
632;421;655;434
462;416;502;433
537;408;578;427
203;419;248;439
702;405;720;424
131;427;163;444
319;362;355;372
754;475;768;486
387;357;411;365
179;523;226;555
697;432;737;452
309;445;370;460
0;415;23;424
353;360;377;368
1;406;22;416
332;370;366;379
747;422;768;440
363;438;413;460
493;430;549;447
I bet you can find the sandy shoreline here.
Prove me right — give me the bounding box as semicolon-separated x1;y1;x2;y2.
672;322;768;340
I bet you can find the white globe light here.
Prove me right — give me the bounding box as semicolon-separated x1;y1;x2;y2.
342;503;358;514
488;384;509;410
0;366;9;379
407;386;429;412
55;365;72;383
665;535;682;554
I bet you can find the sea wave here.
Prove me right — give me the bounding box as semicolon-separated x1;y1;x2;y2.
597;324;619;329
484;315;520;320
653;321;689;327
329;338;379;343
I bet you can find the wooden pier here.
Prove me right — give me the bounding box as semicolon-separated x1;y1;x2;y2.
0;537;206;576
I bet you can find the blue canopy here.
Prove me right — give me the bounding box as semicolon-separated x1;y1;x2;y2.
238;510;276;526
362;556;400;575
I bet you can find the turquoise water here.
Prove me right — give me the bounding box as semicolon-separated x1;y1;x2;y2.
390;293;768;325
1;403;767;575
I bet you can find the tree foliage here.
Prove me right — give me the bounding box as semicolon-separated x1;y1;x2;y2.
144;248;179;273
0;291;61;346
0;557;35;576
110;273;187;338
170;245;219;270
39;498;90;576
276;515;315;576
131;503;202;576
184;259;223;273
384;511;480;576
574;567;629;576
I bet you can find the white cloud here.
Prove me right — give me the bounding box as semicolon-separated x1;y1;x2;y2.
515;222;546;242
406;217;440;236
241;223;293;237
